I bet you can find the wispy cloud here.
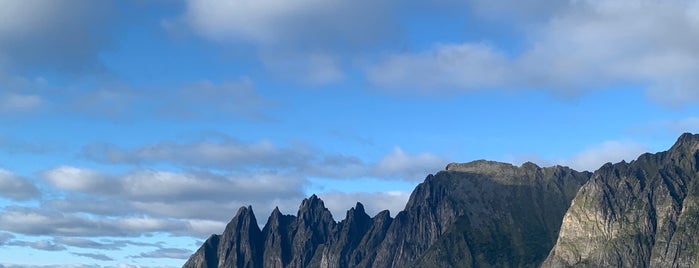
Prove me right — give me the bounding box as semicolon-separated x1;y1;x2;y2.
7;239;66;251
72;252;114;261
81;136;447;182
0;205;224;237
0;93;43;113
561;140;649;172
173;0;398;84
132;248;192;259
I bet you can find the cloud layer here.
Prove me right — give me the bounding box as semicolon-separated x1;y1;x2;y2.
81;137;447;182
368;0;699;106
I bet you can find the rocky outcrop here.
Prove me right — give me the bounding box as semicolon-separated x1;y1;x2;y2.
543;133;699;267
393;161;590;268
184;160;590;268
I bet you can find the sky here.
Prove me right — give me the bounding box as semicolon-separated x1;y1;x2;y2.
1;0;699;267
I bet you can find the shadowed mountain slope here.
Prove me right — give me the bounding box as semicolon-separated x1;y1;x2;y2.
184;159;590;268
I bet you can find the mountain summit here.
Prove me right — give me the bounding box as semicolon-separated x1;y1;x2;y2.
543;133;699;267
184;133;699;267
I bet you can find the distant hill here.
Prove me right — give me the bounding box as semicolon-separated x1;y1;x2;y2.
183;133;699;267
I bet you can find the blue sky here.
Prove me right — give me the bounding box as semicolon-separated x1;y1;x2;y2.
1;0;699;267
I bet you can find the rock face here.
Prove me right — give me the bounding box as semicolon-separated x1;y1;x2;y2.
404;161;589;268
184;133;699;267
543;133;699;267
184;159;590;268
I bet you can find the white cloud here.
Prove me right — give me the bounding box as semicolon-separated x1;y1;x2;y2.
372;147;447;181
82;137;307;170
181;0;392;46
0;206;223;238
82;137;447;181
368;0;699;106
0;169;40;200
38;166;308;225
177;0;396;84
0;93;43;113
368;43;512;93
561;140;649;172
43;166;116;194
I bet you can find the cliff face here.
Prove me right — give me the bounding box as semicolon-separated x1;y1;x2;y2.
406;161;589;268
543;133;699;267
184;160;590;268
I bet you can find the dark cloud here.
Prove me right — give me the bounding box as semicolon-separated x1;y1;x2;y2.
0;169;40;201
72;252;114;261
7;240;66;251
132;247;192;259
0;0;115;75
54;237;123;250
0;232;14;245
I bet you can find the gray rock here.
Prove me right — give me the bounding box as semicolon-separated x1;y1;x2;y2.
543;133;699;268
184;160;589;268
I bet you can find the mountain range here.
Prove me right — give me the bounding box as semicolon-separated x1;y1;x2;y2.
183;133;699;267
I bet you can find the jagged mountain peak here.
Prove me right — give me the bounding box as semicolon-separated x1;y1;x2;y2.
271;206;281;215
299;194;324;211
185;133;699;268
672;132;699;150
235;205;254;217
346;202;366;218
225;205;259;232
297;194;334;223
353;202;364;213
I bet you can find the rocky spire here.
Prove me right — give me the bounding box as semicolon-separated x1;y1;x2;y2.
216;206;263;268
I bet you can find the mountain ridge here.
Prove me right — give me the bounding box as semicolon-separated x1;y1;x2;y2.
184;133;699;268
542;133;699;267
